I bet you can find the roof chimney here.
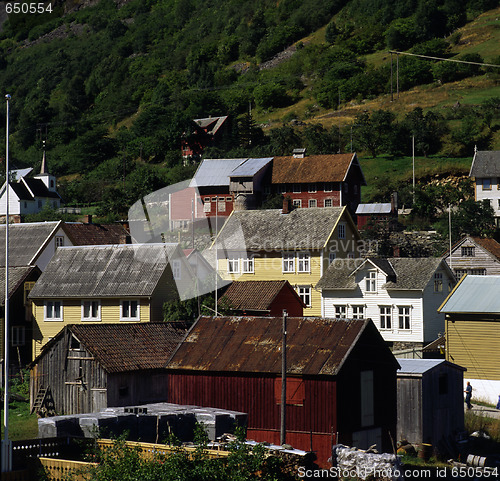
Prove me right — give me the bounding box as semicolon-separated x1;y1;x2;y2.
293;148;306;159
391;192;398;214
282;196;292;214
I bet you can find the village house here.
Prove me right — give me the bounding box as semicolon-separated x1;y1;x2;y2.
0;151;61;221
181;115;230;160
30;323;186;416
28;243;192;358
438;275;500;404
218;280;305;317
355;193;399;231
166;315;399;467
63;215;131;245
469;149;500;223
270;151;366;216
444;235;500;278
210;205;361;316
316;257;456;354
397;359;465;451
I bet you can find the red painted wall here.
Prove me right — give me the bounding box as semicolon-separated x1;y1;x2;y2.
269;288;304;317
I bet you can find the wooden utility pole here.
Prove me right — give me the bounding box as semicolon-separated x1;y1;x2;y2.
280;309;288;445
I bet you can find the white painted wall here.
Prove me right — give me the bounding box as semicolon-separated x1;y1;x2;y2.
475;178;500;217
465;378;500;405
35;225;74;271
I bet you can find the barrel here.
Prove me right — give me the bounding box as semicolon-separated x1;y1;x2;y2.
418;443;432;461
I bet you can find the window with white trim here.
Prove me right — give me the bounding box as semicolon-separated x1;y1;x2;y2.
297;286;311;307
228;257;240;274
11;326;25;346
398;306;411;330
308;183;316;193
242;257;254;273
365;271;376;292
55;236;64;248
82;300;101;321
45;301;62;321
324;183;333;192
282;254;295;273
338;223;346;239
297;252;310;273
352;305;364;319
308;199;317;208
292;199;302;208
434;272;443;292
172;260;182;280
335;305;347;319
379;306;391;329
218;199;226;212
324;198;333;207
454;269;467;278
293;184;302;193
121;300;139;321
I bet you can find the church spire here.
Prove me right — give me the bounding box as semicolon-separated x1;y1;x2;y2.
40;140;48;174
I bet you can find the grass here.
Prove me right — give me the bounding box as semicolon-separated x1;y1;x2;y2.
2;400;39;440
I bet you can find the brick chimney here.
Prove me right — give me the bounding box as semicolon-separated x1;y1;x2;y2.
390;192;398;214
282;196;292;214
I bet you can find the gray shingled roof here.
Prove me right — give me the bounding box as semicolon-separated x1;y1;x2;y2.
29;243;178;299
317;257;445;290
214;207;345;251
469;151;500;177
0;221;61;266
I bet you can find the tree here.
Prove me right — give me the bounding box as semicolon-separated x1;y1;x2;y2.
402;108;446;156
451;199;496;240
353;110;396;157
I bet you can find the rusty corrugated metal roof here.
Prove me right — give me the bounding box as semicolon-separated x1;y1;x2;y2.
271;153;366;184
167;316;368;376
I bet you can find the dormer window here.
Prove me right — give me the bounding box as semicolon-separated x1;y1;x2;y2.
366;271;376;292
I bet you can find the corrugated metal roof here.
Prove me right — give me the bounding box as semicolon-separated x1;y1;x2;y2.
230;158;273;177
29;243;178;299
272;153;366;185
439;275;500;313
0;221;60;266
397;358;465;374
355;203;392;214
33;323;187;373
219;280;304;311
469;150;500;177
190;158;245;187
215;207;345;250
166;316;369;376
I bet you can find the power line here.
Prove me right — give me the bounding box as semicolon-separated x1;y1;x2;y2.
389;50;500;69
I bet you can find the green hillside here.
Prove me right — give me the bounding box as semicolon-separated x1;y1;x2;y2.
0;0;498;216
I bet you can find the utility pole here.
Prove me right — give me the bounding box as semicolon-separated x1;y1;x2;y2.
449;204;453;271
412;136;415;205
280;309;288;446
390;52;393;102
215;196;218;317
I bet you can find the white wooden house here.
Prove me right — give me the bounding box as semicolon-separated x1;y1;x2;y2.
316;257;456;354
469;149;500;222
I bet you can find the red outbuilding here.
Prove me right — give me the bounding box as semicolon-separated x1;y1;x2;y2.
166;316;399;467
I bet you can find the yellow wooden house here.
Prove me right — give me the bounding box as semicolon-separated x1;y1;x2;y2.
210;205;361;316
29;243;193;358
438;274;500;404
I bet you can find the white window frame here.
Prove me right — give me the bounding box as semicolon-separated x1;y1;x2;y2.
308;183;317;193
352;305;365;319
338;223;346;239
55;236;64;248
324;183;333;192
82;300;101;322
297;252;310;273
45;300;63;321
172;259;182;280
379;306;392;329
308;199;317;208
121;300;140;322
293;184;302;193
324;198;333;207
398;306;411;330
335;305;347;319
365;271;377;292
292;199;302;208
242;257;254;273
282;253;295;273
297;286;311;307
228;257;240;274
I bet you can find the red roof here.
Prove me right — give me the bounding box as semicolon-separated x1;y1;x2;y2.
63;222;130;245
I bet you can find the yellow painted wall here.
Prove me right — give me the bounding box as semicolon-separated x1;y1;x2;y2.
32;298;151;358
446;318;500;380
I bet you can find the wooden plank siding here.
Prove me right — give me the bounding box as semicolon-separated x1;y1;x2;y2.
446;317;500;380
32;299;152;358
217;216;360;317
447;237;500;276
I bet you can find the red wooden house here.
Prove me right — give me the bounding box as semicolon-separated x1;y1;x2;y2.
181;116;230;159
218;280;305;317
166;316;399;467
271;151;366;217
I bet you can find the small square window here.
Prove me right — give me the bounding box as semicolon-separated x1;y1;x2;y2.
292;199;302;208
352;305;364;319
398;306;411;330
335;305;347;319
308;183;316;193
283;254;295;273
482;178;492;190
461;246;475;257
121;300;139;321
308;199;317;208
379;306;391;329
45;301;62;321
324;199;333;207
242;257;254;273
55;236;64;247
297;286;311;307
324;183;333;192
297;253;310;272
228;257;239;274
82;300;100;321
293;184;302;193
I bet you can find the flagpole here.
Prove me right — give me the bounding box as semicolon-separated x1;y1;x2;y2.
2;93;12;473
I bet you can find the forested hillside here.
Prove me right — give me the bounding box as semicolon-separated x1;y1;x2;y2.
0;0;498;218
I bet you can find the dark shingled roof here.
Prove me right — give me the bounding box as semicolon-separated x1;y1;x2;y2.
215;207;346;251
167;316;369;376
34;323;187;373
218;280;304;311
272;153;366;185
0;221;61;266
23;178;60;199
29;243;178;299
317;257;445;290
472;237;500;261
0;265;39;304
63;222;130;246
469;150;500;177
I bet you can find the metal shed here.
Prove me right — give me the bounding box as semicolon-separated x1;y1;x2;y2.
397;359;465;450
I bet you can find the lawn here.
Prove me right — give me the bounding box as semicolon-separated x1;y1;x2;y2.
1;400;38;440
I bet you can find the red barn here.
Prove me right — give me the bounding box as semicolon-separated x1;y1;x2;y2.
166;316;399;467
218;280;305;316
